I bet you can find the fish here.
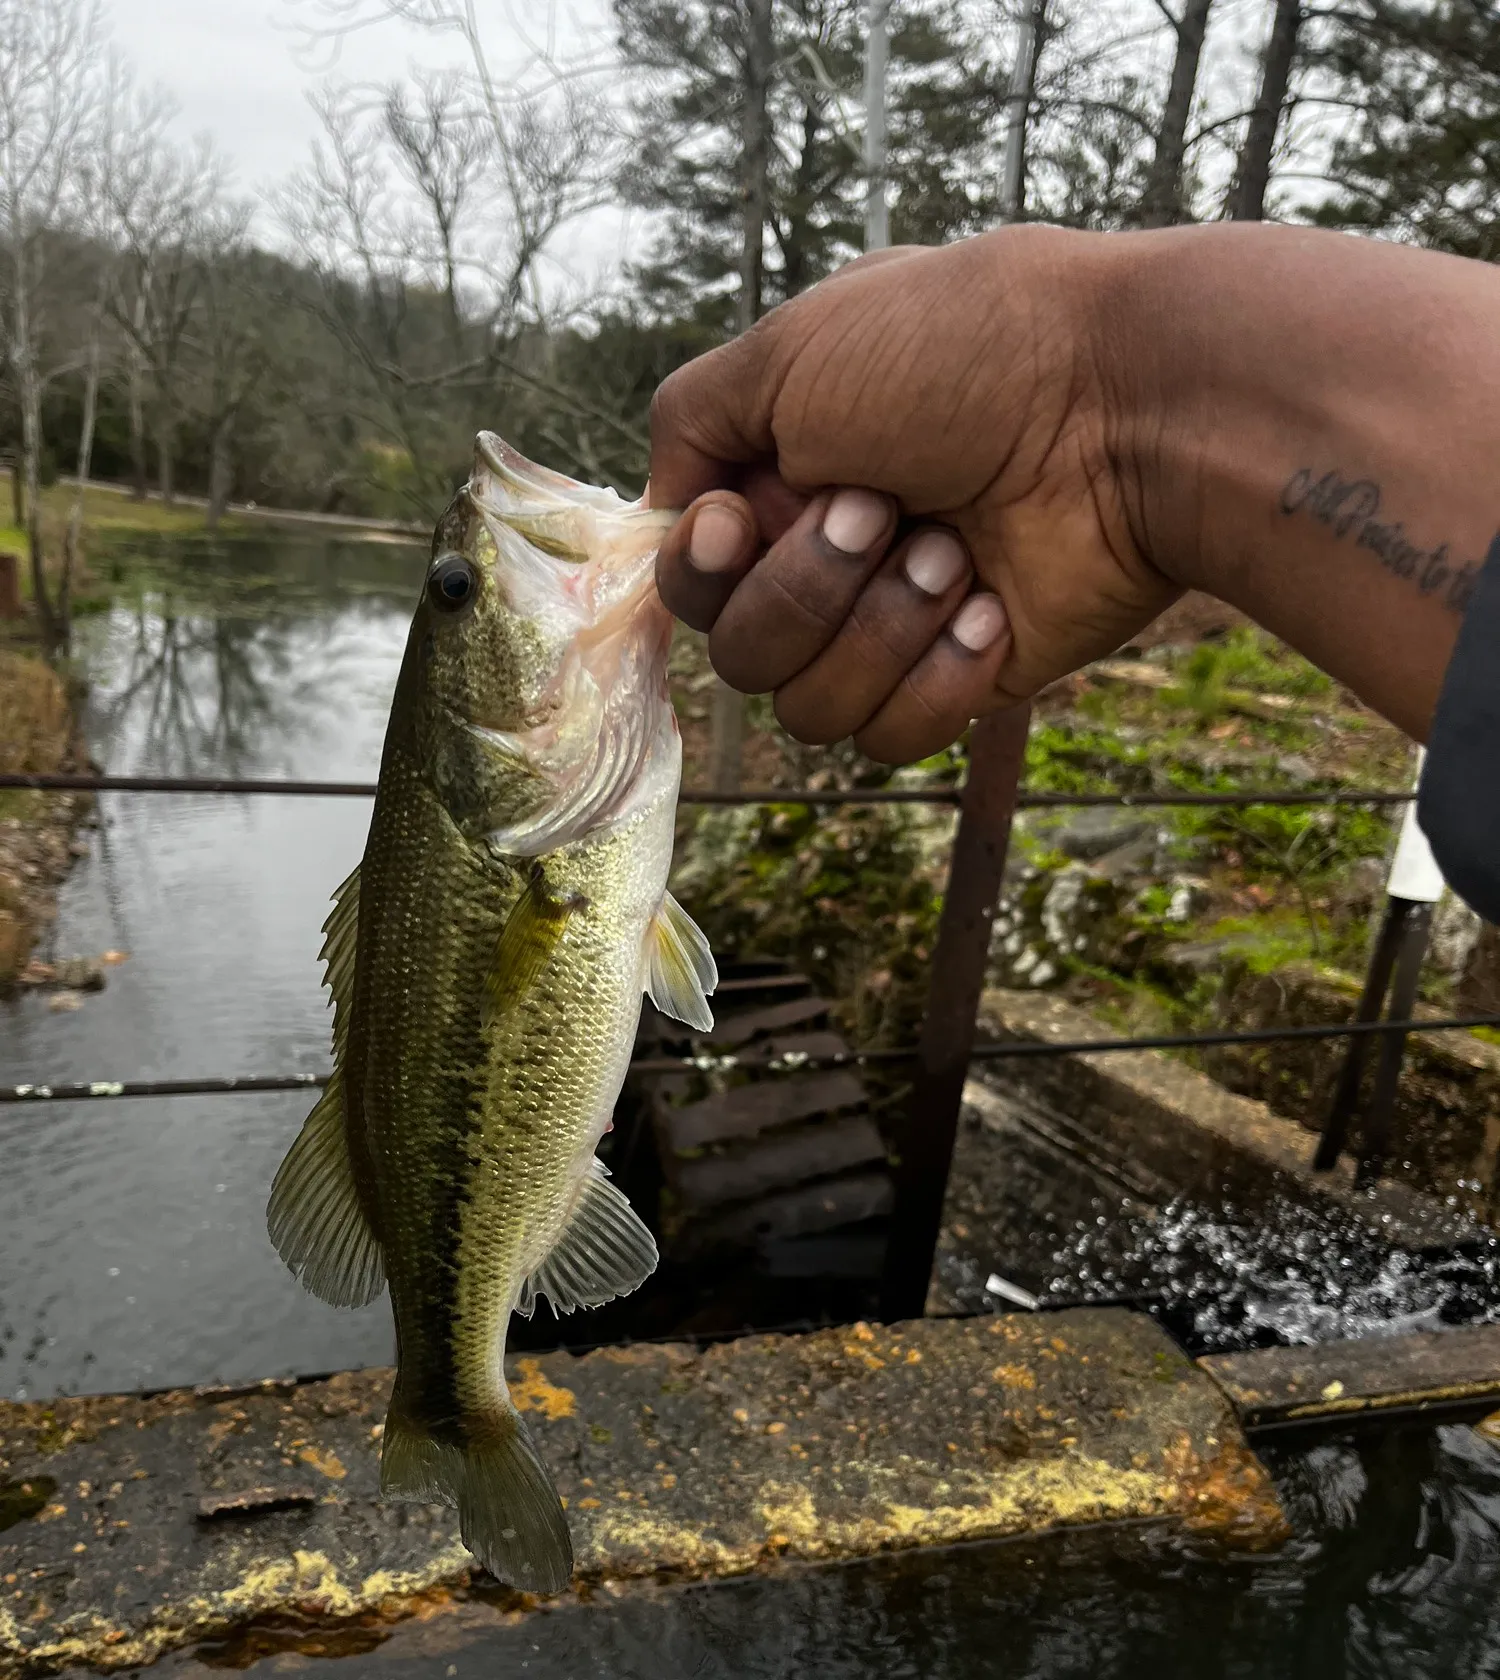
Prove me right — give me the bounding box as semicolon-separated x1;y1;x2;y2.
266;433;716;1593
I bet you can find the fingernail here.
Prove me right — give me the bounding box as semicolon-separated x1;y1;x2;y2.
903;531;967;597
951;594;1008;652
821;488;890;554
689;505;747;572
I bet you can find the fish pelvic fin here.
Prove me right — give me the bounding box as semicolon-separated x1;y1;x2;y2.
482;872;589;1027
266;1070;386;1307
381;1394;572;1595
643;890;717;1032
518;1156;658;1319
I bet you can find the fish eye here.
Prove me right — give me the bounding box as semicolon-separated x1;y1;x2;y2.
428;553;476;614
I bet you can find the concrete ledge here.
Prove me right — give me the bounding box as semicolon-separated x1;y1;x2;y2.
0;1311;1284;1674
978;988;1482;1250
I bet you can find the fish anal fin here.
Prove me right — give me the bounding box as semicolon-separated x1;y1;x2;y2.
644;890;717;1032
526;1157;658;1316
267;1070;386;1308
482;875;589;1027
382;1393;572;1594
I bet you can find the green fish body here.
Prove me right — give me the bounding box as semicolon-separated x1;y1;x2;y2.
267;435;715;1592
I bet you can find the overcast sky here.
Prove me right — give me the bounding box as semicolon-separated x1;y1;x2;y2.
106;0;639;279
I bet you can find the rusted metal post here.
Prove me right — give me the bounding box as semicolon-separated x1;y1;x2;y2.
880;704;1031;1321
1314;895;1409;1172
1355;901;1433;1190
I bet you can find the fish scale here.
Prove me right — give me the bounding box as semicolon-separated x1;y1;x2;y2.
266;433;716;1594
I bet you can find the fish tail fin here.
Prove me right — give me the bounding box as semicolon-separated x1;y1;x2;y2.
381;1390;572;1595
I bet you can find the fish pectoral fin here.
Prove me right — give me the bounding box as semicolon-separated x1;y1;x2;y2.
266;1070;386;1308
643;890;717;1032
527;1157;658;1315
482;875;589;1027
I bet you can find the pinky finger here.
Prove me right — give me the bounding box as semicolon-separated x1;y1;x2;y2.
851;594;1014;764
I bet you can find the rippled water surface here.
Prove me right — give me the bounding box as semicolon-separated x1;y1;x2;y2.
0;530;426;1398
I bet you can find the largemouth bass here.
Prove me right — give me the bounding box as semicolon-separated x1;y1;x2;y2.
267;434;715;1593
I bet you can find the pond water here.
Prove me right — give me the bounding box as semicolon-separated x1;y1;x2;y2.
0;529;425;1400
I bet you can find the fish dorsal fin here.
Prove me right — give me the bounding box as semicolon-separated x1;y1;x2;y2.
517;1158;658;1319
266;865;386;1308
482;873;589;1027
322;863;361;1055
643;891;717;1032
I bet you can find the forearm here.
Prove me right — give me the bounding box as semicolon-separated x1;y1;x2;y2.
1105;224;1500;740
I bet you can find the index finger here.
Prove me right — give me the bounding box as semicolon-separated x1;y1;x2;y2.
647;332;777;510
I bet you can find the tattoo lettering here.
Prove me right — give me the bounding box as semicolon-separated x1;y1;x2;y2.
1280;467;1480;613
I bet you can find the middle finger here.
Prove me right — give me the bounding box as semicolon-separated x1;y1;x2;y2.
708;487;897;693
772;526;973;744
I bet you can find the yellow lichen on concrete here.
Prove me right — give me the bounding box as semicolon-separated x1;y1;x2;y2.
511;1359;577;1419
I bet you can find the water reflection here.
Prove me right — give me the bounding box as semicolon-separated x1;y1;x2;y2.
0;531;421;1399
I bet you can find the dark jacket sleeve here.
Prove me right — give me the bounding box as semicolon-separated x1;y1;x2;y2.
1419;533;1500;924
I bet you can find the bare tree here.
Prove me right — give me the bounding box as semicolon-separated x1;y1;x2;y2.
277;49;612;517
108;137;227;504
1139;0;1214;227
0;0;106;645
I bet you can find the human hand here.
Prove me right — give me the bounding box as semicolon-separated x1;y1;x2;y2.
647;230;1180;763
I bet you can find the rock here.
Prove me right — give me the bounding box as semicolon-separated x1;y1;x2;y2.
1430;891;1483;980
1042;808;1158;862
1166;876;1211;923
47;989;84;1011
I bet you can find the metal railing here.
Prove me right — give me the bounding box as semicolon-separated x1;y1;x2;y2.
4;733;1487;1323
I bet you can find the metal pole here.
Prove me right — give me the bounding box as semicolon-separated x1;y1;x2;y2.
1313;896;1409;1171
1315;751;1443;1178
879;704;1031;1321
999;0;1046;222
863;0;891;250
1356;902;1434;1190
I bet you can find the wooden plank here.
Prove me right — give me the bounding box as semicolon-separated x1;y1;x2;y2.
705;995;831;1046
659;1069;867;1152
757;1030;849;1063
676;1170;895;1256
881;705;1032;1319
714;972;813;997
672;1116;887;1211
1200;1322;1500;1428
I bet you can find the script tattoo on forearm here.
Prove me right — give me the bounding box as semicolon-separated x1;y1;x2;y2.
1279;468;1481;613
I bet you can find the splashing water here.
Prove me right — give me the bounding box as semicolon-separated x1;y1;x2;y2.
1038;1193;1500;1355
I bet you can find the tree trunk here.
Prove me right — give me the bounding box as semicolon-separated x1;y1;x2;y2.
127;346;148;501
14;324;56;647
711;0;776;797
206;417;234;532
8;448;23;527
156;406;176;505
59;328;104;646
1139;0;1214;229
1226;0;1302;222
999;0;1048;222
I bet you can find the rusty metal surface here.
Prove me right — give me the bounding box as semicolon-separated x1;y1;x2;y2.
1200;1322;1500;1428
882;706;1033;1320
0;1310;1282;1675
